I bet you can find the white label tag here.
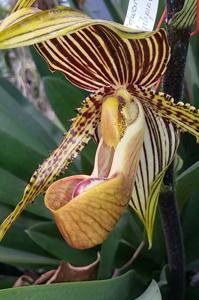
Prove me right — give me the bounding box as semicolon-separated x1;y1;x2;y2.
124;0;159;31
59;0;71;7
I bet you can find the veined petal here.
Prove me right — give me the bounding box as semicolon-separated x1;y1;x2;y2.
128;84;199;246
129;85;199;141
0;88;107;240
0;7;170;91
130;105;179;247
35;25;169;91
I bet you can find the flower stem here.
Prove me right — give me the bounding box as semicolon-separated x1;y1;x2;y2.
159;166;185;300
159;1;191;299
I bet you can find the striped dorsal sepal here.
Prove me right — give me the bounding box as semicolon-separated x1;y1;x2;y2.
35;26;170;91
0;7;170;91
129;85;199;142
0;88;108;240
130;105;179;247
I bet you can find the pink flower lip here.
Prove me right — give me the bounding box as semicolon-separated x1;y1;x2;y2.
72;177;107;198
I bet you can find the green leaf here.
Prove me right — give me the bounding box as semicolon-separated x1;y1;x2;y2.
0;78;68;188
186;287;199;300
79;139;96;174
26;222;98;266
0;270;145;300
135;280;161;300
0;276;17;289
182;186;199;262
178;133;199;172
154;1;166;28
43;76;87;129
176;161;199;210
112;211;166;281
0;78;61;154
30;46;53;77
0;246;59;269
0;77;62;144
0;131;46;180
1;219;53;258
185;35;199;108
97;210;131;279
113;241;157;282
0;168;50;219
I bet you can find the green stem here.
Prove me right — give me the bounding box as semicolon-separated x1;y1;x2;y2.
159;1;191;300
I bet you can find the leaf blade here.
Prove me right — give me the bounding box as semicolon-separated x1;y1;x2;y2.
0;270;144;300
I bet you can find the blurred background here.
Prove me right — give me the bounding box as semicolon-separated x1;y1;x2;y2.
0;1;198;299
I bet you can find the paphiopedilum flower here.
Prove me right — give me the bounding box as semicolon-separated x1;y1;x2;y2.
45;91;145;249
0;0;198;249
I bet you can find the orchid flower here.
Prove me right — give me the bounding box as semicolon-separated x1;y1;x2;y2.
0;0;198;249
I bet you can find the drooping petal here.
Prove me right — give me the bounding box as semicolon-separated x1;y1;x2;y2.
0;88;107;240
130;105;179;247
130;85;199;141
128;84;199;246
0;7;170;91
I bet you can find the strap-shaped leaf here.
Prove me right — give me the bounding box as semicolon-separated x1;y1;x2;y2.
0;88;109;240
0;7;170;91
129;85;199;141
130;105;179;247
171;0;196;30
12;0;37;12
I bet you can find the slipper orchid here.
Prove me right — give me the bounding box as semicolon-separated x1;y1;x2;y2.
0;0;198;249
45;91;145;249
